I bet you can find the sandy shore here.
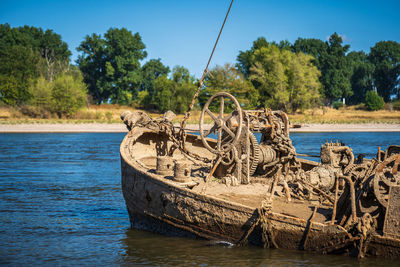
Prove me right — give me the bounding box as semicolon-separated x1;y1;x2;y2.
289;123;400;132
0;123;399;133
0;123;129;133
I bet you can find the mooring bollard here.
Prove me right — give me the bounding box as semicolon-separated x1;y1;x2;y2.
174;161;191;183
156;156;174;176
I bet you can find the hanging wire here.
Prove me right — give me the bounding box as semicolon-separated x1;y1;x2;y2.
180;0;234;130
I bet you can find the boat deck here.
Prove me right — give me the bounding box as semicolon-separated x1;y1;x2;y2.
132;153;331;225
195;180;330;223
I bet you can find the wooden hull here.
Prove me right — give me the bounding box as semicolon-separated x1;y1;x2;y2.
120;129;400;259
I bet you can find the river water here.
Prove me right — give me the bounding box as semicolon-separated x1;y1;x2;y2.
0;132;399;266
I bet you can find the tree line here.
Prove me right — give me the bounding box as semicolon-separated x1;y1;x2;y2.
0;24;86;117
1;23;399;117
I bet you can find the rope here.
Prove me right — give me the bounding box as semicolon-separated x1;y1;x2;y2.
179;0;234;132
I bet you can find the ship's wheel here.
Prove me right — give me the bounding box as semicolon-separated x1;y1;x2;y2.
199;92;243;155
373;154;400;208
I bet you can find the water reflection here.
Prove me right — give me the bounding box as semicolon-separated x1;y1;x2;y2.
121;229;382;266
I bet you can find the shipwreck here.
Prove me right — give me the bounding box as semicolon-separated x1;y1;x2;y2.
120;0;399;258
120;91;400;259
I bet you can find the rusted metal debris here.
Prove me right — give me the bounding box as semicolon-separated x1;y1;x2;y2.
383;185;400;238
120;92;400;259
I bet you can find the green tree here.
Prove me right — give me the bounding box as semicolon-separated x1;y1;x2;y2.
365;90;384;111
0;45;39;105
0;75;19;105
140;58;170;107
0;24;70;60
292;38;327;69
39;28;71;81
237;37;293;79
368;41;400;101
237;37;270;78
321;33;353;102
200;63;259;110
347;51;374;104
136;90;151;108
29;76;53;111
27;67;88;117
77;27;147;105
277;40;292;50
76;33;105;103
248;45;321;113
51;72;87;117
154;75;174;112
0;24;71;105
291;33;353;103
0;24;71;81
171;66;196;114
153;66;196;113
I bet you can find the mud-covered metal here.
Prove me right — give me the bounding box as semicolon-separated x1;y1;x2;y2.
383;186;400;238
121;92;400;259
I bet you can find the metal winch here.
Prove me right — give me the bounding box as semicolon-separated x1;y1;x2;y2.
199;92;297;184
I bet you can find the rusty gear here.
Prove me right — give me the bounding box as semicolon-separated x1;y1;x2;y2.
374;154;400;208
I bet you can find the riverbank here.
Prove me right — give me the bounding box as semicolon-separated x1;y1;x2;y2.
0;123;399;133
2;104;400;126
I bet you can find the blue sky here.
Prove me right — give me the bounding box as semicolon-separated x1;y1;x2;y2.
1;0;399;77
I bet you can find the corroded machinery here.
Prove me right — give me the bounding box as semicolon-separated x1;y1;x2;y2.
119;0;400;258
121;92;400;258
198;92;297;184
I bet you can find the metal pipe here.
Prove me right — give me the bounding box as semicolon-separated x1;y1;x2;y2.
331;173;339;224
339;175;357;223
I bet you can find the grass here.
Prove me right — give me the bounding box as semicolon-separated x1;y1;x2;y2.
288;105;400;124
0;104;399;125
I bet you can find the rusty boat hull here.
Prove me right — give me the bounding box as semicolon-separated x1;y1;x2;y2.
120;128;400;259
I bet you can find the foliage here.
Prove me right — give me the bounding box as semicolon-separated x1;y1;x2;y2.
0;75;19;106
200;63;259;111
365;90;384;111
320;33;353;102
248;45;321;113
0;24;71;106
140;58;170;102
238;33;354;106
392;100;400;111
0;24;86;118
2;22;400;120
154;75;174;112
29;76;53;111
51;72;87;117
236;37;270;78
332;101;344;110
172;66;197;114
77;27;147;105
27;69;87;118
153;66;196;114
368;41;400;102
292;33;353;103
0;45;39;105
292;38;328;69
0;23;71;82
0;24;70;59
135;90;151;108
346;51;374;105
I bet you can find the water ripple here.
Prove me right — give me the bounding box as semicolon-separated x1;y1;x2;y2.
0;132;399;266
